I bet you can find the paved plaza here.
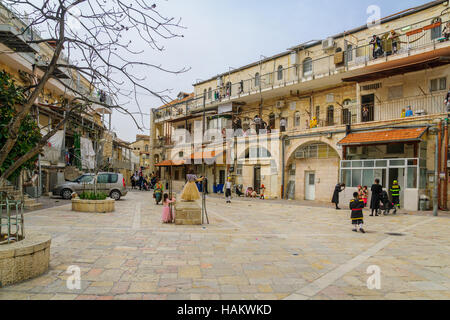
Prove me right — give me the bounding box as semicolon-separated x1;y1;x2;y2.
1;191;449;300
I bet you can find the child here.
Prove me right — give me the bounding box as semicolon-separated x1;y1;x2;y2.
350;192;365;233
362;186;369;207
162;193;175;223
260;184;265;200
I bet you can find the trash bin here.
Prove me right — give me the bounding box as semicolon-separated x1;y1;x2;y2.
419;195;430;211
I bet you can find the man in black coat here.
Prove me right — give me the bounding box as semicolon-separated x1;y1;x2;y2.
370;179;383;216
332;183;346;210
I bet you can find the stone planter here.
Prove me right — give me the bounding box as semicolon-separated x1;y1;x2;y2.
175;201;202;225
0;233;51;287
72;198;115;213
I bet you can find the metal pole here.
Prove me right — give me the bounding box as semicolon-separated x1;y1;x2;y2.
37;106;42;198
434;132;439;217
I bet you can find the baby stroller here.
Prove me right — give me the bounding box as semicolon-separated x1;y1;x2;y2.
379;190;394;215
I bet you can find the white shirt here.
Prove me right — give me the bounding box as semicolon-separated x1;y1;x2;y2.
225;181;232;189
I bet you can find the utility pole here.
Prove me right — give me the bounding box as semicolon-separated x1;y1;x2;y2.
201;93;209;224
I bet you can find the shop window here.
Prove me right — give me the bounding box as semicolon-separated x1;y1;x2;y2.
407;167;418;189
430;77;447;92
277;65;283;81
303;57;312;76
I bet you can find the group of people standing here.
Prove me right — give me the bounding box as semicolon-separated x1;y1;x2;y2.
332;178;402;234
131;171;158;191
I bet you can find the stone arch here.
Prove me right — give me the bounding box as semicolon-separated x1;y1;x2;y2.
284;139;343;201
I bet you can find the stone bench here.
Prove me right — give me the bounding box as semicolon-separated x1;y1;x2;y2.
175;201;202;225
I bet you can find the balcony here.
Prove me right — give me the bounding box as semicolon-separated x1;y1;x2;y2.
188;15;450;111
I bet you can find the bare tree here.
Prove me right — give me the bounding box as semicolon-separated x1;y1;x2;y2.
0;0;187;185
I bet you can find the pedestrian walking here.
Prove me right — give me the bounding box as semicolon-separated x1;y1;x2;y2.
260;184;265;200
370;179;383;216
390;180;401;214
350;192;366;233
331;183;346;210
223;177;232;204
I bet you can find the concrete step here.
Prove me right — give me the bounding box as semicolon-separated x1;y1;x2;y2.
25;202;43;210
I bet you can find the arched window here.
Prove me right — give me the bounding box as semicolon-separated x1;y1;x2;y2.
303;57;313;76
342;99;352;125
255;72;260;87
294;111;301;127
208;88;212;100
145;145;149;152
277;65;283;81
326;106;334;126
226;82;232;96
269;113;276;129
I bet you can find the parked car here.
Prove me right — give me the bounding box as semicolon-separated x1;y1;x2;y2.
53;172;128;200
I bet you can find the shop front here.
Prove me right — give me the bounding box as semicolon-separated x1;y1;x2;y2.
338;127;429;211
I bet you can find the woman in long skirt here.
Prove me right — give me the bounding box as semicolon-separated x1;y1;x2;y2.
181;169;204;202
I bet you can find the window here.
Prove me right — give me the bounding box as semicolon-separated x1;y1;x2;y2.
346;44;353;62
431;18;442;40
277;65;283;81
97;174;109;184
388;85;403;100
303;57;312;76
255;73;260;87
387;143;405;154
145;145;149;152
430;77;447;92
109;174;118;183
208;88;212;100
326;106;334;126
269;113;275;129
294;111;301;127
226;82;232;96
315;106;320;120
79;175;94;183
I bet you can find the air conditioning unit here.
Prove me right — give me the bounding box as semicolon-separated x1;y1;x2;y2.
295;150;306;159
322;37;336;50
276;101;285;109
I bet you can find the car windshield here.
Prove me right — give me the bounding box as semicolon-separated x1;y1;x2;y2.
74;175;94;183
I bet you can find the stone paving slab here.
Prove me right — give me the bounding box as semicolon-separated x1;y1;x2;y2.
0;190;449;300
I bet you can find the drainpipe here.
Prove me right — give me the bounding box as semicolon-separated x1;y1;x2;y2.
444;120;449;210
281;134;287;199
434;130;439;217
438;121;442;209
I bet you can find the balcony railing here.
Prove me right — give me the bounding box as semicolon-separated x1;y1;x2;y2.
188;15;449;110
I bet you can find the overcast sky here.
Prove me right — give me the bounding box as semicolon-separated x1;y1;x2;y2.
111;0;430;142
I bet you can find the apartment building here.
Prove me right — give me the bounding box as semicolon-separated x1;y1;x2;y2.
131;134;152;172
0;2;118;196
151;0;450;210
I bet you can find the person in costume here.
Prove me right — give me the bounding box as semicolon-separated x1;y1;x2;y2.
181;169;204;201
350;192;366;233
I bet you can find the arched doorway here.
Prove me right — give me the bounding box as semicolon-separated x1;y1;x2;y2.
286;142;340;201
